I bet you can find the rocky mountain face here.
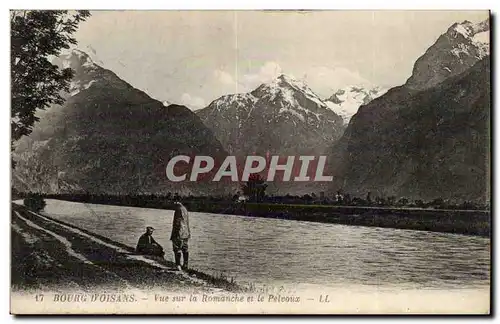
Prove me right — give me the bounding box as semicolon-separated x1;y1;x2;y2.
406;19;489;90
325;86;388;126
197;74;344;157
328;56;490;203
13;49;229;195
327;19;490;203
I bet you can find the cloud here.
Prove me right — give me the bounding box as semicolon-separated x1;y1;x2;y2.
180;93;206;110
214;69;236;85
302;66;373;97
212;62;284;94
241;61;283;90
209;61;373;100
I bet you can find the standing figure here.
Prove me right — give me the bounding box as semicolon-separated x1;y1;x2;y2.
170;201;191;271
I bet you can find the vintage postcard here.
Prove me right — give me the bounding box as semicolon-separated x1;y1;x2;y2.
10;10;490;315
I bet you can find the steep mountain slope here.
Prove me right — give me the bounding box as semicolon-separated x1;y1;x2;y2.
13;49;228;195
197;74;344;157
325;86;388;125
406;19;489;90
328;57;490;202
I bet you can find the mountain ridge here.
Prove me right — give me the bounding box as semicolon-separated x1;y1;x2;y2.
197;73;344;157
13;49;230;196
328;56;490;202
405;19;489;90
326;18;491;203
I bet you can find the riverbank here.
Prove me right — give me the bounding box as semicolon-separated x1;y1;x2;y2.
187;201;490;237
11;201;490;315
11;203;243;294
30;195;490;237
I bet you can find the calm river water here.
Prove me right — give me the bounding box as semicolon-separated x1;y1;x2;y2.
42;199;490;291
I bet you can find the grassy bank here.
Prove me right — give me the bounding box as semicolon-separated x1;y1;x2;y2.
11;204;244;293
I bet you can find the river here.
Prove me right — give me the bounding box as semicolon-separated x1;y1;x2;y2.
41;199;490;292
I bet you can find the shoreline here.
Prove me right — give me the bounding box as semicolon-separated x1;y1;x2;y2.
11;203;244;294
201;202;491;237
27;197;491;237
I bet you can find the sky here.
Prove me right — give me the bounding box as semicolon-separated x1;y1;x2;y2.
73;10;489;109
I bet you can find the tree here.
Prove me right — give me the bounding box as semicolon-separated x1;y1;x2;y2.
24;192;47;212
301;194;313;203
414;199;424;208
430;197;445;209
397;197;409;206
11;10;90;153
366;192;372;204
241;174;267;202
387;196;396;206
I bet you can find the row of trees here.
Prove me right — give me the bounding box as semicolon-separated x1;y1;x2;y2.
14;172;487;212
15;189;489;212
237;174;489;210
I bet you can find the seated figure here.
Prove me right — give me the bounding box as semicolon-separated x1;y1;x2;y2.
136;226;165;258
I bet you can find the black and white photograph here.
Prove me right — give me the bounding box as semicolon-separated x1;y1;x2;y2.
9;10;491;314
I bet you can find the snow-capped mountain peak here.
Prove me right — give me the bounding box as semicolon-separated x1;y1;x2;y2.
197;73;344;156
275;74;309;91
406;18;489;90
449;20;489;39
268;74;321;98
447;20;489;60
252;74;327;110
325;85;388;125
52;49;100;96
257;75;299;106
58;48;98;71
219;93;258;105
208;93;258;114
203;74;323;120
